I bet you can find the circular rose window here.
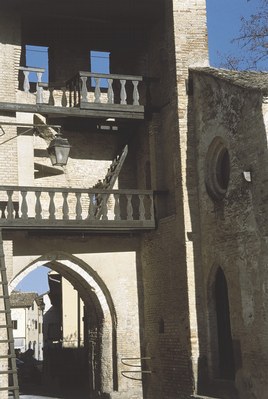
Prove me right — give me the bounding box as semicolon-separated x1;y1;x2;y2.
205;138;230;201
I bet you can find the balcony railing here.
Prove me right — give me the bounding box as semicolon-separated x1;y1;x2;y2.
14;67;146;119
0;186;155;231
66;71;144;108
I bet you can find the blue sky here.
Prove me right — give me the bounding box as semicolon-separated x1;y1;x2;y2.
16;266;51;294
207;0;266;69
17;0;266;295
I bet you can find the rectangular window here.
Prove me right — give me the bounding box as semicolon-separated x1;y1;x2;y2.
26;45;49;83
90;50;110;88
35;320;38;329
12;320;18;329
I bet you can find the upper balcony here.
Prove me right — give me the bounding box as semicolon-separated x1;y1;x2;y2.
0;67;149;120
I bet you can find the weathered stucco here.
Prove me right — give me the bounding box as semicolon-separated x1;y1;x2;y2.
191;69;268;399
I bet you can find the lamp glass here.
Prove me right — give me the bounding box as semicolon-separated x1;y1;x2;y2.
47;135;71;166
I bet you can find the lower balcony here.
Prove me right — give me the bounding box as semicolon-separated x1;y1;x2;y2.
0;186;155;231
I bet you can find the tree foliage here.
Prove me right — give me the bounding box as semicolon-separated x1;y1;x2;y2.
223;0;268;70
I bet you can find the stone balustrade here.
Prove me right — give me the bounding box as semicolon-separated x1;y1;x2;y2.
0;186;155;231
15;68;146;119
66;71;144;107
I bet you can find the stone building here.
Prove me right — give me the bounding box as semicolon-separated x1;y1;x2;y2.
0;1;267;399
10;291;43;360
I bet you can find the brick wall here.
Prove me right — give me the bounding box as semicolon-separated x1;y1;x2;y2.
139;1;209;398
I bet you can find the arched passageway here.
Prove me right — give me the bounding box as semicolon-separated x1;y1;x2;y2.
9;252;118;397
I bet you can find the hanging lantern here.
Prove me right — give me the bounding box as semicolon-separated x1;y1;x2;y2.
47;134;71;166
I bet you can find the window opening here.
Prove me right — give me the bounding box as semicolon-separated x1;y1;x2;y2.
215;268;235;380
205;137;230;201
216;148;230;190
26;45;49;83
90;50;110;88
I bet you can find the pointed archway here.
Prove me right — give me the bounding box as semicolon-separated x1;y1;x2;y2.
207;265;235;382
9;251;118;396
214;267;235;380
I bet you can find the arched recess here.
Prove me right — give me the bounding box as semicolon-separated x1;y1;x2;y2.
207;265;235;381
9;251;118;394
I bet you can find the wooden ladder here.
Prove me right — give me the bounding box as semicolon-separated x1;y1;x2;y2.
0;230;19;399
94;144;128;219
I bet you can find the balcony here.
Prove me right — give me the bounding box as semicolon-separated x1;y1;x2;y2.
0;67;147;120
0;186;155;232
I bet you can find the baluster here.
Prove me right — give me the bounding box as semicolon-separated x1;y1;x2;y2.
7;191;14;220
49;192;56;220
107;79;114;104
35;191;42;220
62;192;69;220
132;80;140;105
101;194;108;220
69;82;73;107
88;193;95;220
21;191;28;219
23;71;30;93
36;71;43;103
75;193;82;220
114;194;121;221
48;88;55;106
74;82;77;106
120;79;127;104
81;76;88;103
0;202;6;219
150;194;154;221
139;194;145;221
126;194;133;220
94;77;101;103
61;87;68;107
14;203;19;219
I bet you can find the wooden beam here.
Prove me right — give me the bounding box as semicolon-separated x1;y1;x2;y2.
0;102;144;120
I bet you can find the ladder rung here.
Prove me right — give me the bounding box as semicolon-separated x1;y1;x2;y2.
0;386;19;391
0;354;16;359
0;310;11;314
0;370;17;374
0;295;9;299
0;324;13;328
0;281;8;285
0;339;14;343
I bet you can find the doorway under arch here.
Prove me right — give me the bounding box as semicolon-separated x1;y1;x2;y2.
207;266;235;382
9;252;118;397
214;267;235;380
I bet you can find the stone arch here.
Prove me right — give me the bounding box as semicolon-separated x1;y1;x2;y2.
9;251;118;394
207;264;235;381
